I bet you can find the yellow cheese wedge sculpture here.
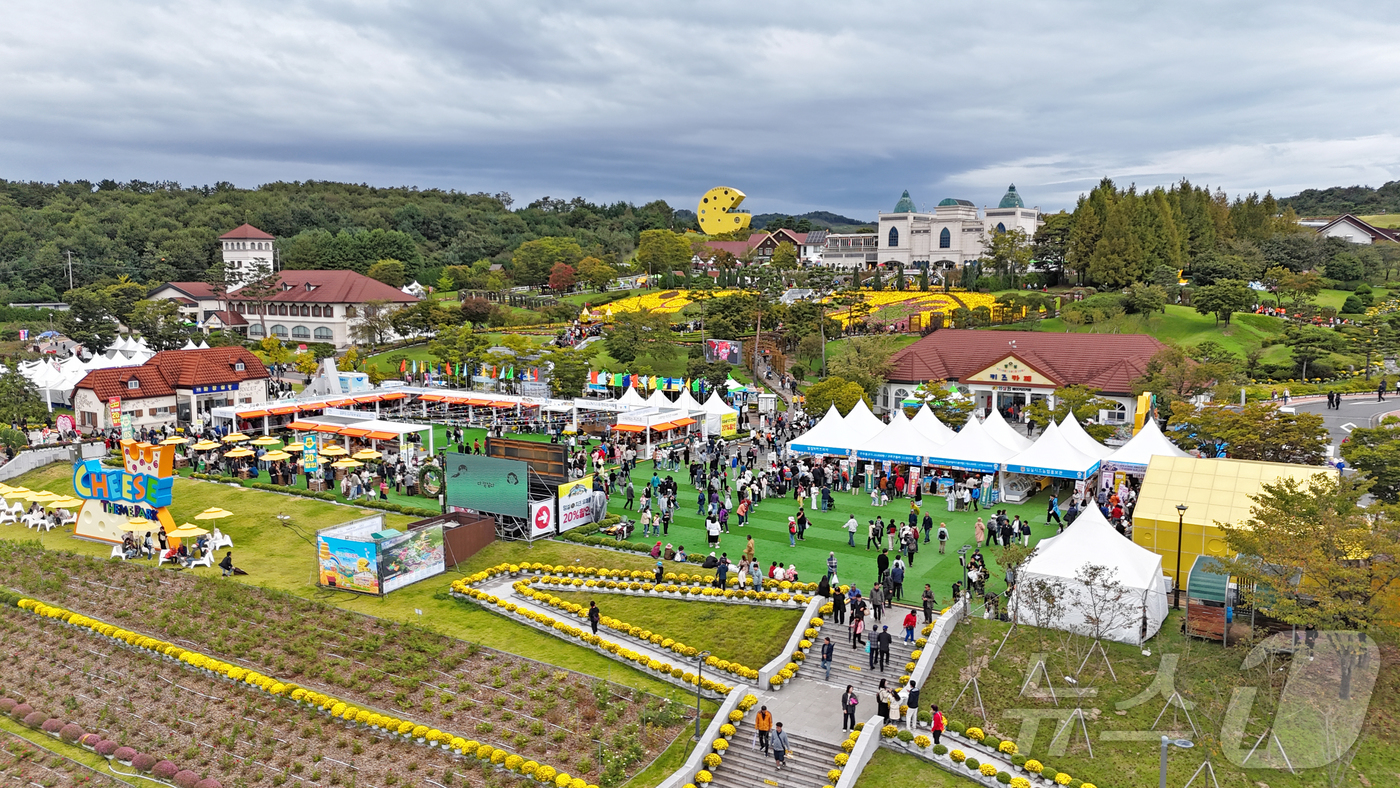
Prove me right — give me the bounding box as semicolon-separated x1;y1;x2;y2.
698;187;752;235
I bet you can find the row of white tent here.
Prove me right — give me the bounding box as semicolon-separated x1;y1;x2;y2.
792;400;1188;479
14;335;194;408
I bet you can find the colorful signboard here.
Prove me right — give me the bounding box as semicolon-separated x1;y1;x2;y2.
720;411;739;438
73;440;177;543
705;339;742;364
378;525;446;593
443;453;529;518
558;475;596;532
302;433;321;473
530;498;556;539
317;535;381;595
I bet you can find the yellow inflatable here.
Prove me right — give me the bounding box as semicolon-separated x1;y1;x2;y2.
698;187;752;235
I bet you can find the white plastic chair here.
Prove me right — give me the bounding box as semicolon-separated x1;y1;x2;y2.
211;528;233;551
188;553;213;569
109;545;126;561
0;508;15;525
58;510;77;526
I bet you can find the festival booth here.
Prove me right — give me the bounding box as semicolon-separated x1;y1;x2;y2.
701;391;740;438
998;421;1103;504
909;405;956;445
316;513;447;596
1058;415;1115;460
980;407;1033;452
1094;418;1191;502
789;404;851;456
921;414;1018;504
1011;505;1170;645
855;409;945;465
617;386;648;407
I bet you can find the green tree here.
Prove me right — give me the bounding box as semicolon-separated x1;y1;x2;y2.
1192;279;1255;326
907;380;974;425
1343;319;1396;378
803;376;870;416
1024;385;1121;441
512;237;584;287
541;345;597;398
59;288;117;352
1086;198;1145;287
366;259;407;288
349;299;396;349
257;336;291;369
1065;200;1101;285
982;227;1033;286
429;324;491;368
576;256;615;291
0;366;47;427
1133;345;1237;421
1031;211;1073;286
1283;324;1346;379
770;242;799;286
292;351;320;376
125;299;190;351
604;309;677;366
1122;282;1167;314
703;293;761;341
829;335;898;401
685;357;731;393
1168;402;1328;464
636;230;692;280
1341;417;1400;503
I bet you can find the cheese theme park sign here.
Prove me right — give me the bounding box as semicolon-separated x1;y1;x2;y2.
72;439;178;543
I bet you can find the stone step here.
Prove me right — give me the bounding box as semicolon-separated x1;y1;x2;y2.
709;734;843;788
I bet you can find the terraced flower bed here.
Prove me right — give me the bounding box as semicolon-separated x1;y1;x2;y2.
0;544;690;787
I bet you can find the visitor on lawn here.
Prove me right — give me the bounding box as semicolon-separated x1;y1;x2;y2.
938;522;949;553
866;519;881;550
890;556;906;599
871;583;885;622
876;549;890;587
787;516;797;547
674;546;687;562
826;551;838;582
845;514;859;546
702;552;719;569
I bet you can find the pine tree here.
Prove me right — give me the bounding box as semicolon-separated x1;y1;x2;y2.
1087;200;1146;287
1066;199;1101;281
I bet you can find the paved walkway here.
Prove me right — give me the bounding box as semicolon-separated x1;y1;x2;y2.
1289;392;1400;447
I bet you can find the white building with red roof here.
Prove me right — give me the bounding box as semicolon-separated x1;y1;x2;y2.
71;347;270;431
148;224;420;348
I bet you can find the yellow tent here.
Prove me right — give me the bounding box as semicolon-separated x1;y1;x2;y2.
1132;455;1336;590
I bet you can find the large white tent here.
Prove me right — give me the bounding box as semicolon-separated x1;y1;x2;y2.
855;409;946;465
1058;416;1114;459
644;388;673;410
790;404;852;456
1003;421;1102;480
1105;419;1190;470
1012;505;1170;645
617;386;647;407
674;388;704;411
910;406;956;444
925;413;1020;473
982;408;1033;452
702;391;737;415
842;398;886;437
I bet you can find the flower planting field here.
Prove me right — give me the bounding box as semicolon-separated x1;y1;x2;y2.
598;290;740;315
0;733;131;788
0;544;692;788
825;290;999;327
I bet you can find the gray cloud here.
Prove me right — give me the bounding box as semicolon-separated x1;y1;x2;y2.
2;0;1399;217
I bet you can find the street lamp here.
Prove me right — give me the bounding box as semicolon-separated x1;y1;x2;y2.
1159;736;1193;788
1174;504;1188;610
694;650;711;740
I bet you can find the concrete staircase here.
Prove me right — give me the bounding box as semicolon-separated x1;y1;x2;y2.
708;731;843;788
817;605;925;699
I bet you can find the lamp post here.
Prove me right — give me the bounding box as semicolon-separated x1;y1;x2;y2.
1174;504;1188;609
694;650;711;740
1159;736;1193;788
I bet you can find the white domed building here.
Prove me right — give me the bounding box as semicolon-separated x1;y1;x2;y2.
876;184;1043;272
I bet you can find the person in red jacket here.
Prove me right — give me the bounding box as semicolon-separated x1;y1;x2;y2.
930;704;945;745
902;610;918;643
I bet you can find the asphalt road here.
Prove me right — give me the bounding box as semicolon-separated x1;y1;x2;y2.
1288;392;1400;448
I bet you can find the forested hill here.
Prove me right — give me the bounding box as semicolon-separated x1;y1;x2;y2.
751;211;872;232
1280;181;1400;216
0;179;686;302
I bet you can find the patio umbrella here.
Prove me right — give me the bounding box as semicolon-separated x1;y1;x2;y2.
351;449;382;460
195;507;234;521
319;446;349;457
282;444;305;452
222;433;249;443
159;436;190;445
224;447;254;458
191;440;221;451
331;459;364;469
44;496;80;509
250;437;281;446
26;491;62;503
261;451;292;462
167;524;209;538
2;487;31;501
126;517;153;528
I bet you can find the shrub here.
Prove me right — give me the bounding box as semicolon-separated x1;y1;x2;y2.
0;698;13;713
965;726;985;741
964;757;979;770
999;740;1018;755
932;744;947;756
897;730;914;743
41;718;63;734
132;753;159;773
59;723;84;743
996;772;1012;784
152;761;179;780
1011;754;1027;767
980;763;998;777
9;703;32;720
913;735;931;749
947;721;965;734
79;733;102;748
949;751;965;763
1054;774;1072;786
195;780;223;788
96;740;119;758
23;712;45;728
1024;760;1043;774
174;770;202;788
880;724;899;738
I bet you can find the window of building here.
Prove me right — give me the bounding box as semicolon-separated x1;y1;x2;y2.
893;388;910;405
312;305;322;317
301;305;311;316
235;362;245;371
236;303;245;314
345;305;357;318
271;325;288;338
278;304;288;316
939;228;951;249
127;380;139;390
248;324;265;337
314;327;334;340
292;325;311;339
888;227;899;247
996;222;1006;233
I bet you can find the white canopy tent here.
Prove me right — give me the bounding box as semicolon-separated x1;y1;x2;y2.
909;406;956;445
789;404;851;456
1104;419;1190;471
924;413;1020;474
1058;416;1115;459
617;386;647;407
842;399;886;437
644;388;673;410
982;407;1033;452
674;388;704;411
702;391;737;415
1011;506;1170;645
1002;421;1102;480
855;408;946;465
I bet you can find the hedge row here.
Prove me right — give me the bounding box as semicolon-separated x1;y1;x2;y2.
187;473;440;517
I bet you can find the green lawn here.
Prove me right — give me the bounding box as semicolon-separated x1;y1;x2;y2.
1026;305;1286;358
1312;287;1391;312
852;748;964;788
610;457;1059;605
922;615;1400;788
1358;214;1400;229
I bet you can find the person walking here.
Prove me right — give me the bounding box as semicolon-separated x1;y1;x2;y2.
1047;494;1062;527
890;557;905;600
930;704;945;745
788;516;798;547
846;514;859;547
588;602;601;635
875;680;891;724
937;522;948;554
624;481;635;510
755;706;773;754
905;681;920;729
876;625;892;672
771;723;789;770
973;517;985;547
821;636;835;680
841;686;859;732
876;550;890;588
871;583;885;622
826;552;839;583
921;584;936;624
902;609;917;643
832;590;847;625
866;519;881;550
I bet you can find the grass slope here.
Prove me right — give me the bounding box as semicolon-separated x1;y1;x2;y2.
852;748;964;788
544;589;802;669
1023;305;1286;358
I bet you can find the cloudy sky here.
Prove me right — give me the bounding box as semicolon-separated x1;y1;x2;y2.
3;1;1399;218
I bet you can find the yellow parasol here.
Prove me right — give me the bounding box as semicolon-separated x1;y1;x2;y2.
222;433;249;443
351;449;382;460
27;491;62;503
45;496;80;509
319;446;349;457
167;524;209;538
2;487;32;501
126;517;153;528
261;450;292;461
250;436;281;446
331;459;364;469
159;436;190;445
191;440;221;451
282;444;305;452
194;507;234;521
224;447;255;458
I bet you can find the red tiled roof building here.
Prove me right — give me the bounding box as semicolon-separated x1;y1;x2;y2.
72;347;270;431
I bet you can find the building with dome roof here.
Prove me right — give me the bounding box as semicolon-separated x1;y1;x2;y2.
875;184;1042;274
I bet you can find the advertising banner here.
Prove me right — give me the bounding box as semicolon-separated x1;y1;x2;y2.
705;339;742;364
720;411;738;438
107;397;121;429
302;433;321;473
530;498;556;540
558;475;596;532
444;452;529;518
378;525;446;593
317;535;381;595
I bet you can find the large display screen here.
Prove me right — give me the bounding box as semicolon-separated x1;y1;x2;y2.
444;452;529;517
317;535;381;595
378;525;447;593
